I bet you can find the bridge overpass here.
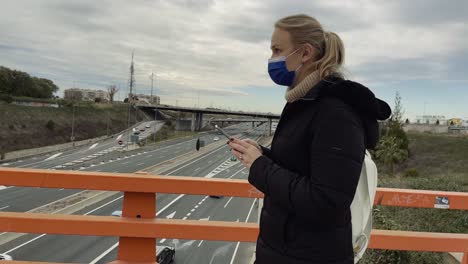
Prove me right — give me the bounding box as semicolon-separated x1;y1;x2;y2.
137;104;280;135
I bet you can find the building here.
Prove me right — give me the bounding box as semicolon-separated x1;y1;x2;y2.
447;118;463;126
134;93;160;105
415;115;447;125
64;88;109;102
64;88;83;101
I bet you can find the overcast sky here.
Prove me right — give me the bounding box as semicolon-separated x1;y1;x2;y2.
1;0;467;119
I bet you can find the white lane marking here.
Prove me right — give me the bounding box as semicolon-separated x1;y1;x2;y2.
146;155;153;158
0;186;13;191
194;167;201;172
6;194;183;256
136;162;145;166
89;194;185;264
0;205;10;210
182;216;188;220
228;167;247;179
165;144;228;175
198;240;204;247
89;143;98;150
160;238;167;243
89;242;119;264
1;194;114;253
166;211;176;219
190;209;195;212
44;152;63;161
0;189;88;233
84;196;123;216
229;199;257;264
116;134;123;140
3;234;47;254
224;197;234;208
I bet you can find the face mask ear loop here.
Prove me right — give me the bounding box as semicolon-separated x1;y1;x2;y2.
285;47;302;59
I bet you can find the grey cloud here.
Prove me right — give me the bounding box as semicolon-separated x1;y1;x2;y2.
387;0;468;26
1;0;468;113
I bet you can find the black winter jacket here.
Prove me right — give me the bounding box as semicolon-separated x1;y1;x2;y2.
249;77;391;264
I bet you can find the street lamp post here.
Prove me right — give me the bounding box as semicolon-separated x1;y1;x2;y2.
71;104;76;146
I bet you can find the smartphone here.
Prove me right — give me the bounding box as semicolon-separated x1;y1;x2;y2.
215;125;232;139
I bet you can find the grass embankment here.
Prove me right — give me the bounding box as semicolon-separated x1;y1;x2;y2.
361;132;468;263
142;121;199;145
0;103;147;154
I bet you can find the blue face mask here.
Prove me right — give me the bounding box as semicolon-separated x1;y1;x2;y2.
268;48;303;86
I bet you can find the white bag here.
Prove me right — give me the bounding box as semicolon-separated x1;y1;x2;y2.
350;150;378;263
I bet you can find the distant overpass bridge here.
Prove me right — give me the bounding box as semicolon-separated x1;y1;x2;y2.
137;104;280;135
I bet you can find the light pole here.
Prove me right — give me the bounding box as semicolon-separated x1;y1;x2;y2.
153;110;157;143
71;103;75;145
149;71;154;105
106;111;110;136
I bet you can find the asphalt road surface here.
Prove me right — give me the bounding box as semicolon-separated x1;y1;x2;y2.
0;122;271;263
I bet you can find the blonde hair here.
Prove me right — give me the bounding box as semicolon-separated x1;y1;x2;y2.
275;14;345;79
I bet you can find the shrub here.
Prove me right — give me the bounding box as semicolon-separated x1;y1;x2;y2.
0;94;13;104
403;168;419;177
46;120;55;130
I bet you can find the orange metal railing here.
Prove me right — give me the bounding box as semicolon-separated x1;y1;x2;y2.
0;167;467;264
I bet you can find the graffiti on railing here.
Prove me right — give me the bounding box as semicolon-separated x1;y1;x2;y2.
386;193;432;207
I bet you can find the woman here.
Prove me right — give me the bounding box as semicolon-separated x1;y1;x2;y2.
228;14;391;264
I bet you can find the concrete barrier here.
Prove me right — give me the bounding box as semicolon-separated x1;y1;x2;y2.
403;124;449;134
2;135;109;162
1;122;146;162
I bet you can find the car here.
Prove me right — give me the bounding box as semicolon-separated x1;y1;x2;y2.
0;254;13;260
139;128;145;132
117;140;124;145
134;131;141;135
213;137;220;141
145;124;151;128
111;210;122;217
156;246;175;264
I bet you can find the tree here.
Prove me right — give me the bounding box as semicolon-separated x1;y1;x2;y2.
386;92;409;151
94;97;102;103
0;66;58;98
107;84;119;103
391;91;404;125
375;136;408;176
436;119;440;125
405;118;410;124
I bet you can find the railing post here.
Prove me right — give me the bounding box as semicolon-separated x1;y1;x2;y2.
117;191;157;263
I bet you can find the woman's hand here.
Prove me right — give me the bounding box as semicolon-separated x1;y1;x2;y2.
228;138;263;169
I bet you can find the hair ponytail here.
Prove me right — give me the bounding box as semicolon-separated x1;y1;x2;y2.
275;15;345;79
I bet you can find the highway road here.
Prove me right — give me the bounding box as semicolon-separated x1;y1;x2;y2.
0;121;248;213
0;122;270;263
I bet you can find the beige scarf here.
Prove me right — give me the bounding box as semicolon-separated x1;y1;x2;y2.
285;70;320;103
